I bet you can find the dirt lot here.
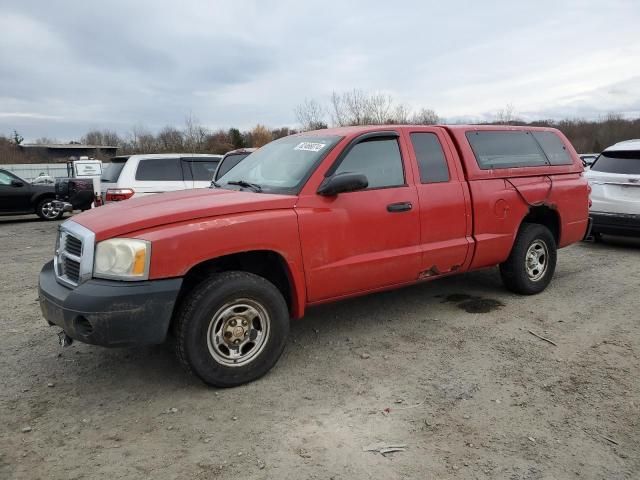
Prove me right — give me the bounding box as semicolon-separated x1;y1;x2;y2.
0;215;638;480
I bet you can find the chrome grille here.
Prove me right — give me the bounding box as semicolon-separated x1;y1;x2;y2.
63;257;81;283
54;221;95;287
65;235;82;257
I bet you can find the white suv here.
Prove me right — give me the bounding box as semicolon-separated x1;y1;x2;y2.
101;154;222;202
586;139;640;238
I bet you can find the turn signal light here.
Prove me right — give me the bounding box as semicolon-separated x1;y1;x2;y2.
105;188;135;201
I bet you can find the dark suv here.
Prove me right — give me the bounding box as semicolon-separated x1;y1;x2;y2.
0;169;64;220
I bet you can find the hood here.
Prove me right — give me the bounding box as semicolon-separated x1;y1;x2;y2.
72;188;298;241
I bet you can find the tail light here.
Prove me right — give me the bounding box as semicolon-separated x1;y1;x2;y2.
106;188;134;201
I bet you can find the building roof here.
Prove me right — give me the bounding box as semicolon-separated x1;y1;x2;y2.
20;144;118;149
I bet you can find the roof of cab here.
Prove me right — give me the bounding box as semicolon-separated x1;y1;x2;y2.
298;124;562;138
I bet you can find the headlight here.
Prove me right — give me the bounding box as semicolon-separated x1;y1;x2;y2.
94;238;151;280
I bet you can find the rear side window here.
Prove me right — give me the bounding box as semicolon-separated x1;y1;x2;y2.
532;131;572;165
216;153;249;180
591;151;640;175
410;133;450;183
466;131;547;169
334;138;404;189
188;160;220;181
101;161;126;182
135;158;183;181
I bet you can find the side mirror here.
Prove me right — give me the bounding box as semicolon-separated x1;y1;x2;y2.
317;173;368;196
11;180;24;187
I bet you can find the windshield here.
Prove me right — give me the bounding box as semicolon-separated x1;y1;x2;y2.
101;160;127;182
217;135;341;193
591;151;640;175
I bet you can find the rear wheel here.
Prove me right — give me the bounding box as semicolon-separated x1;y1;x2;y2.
36;198;63;220
174;271;289;387
500;223;557;295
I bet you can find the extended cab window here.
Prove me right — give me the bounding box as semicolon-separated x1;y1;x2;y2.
466;131;547;169
532;132;572;165
334;138;404;189
135;158;183;181
410;133;450;183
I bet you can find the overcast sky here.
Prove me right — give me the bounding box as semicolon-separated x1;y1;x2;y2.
1;0;639;141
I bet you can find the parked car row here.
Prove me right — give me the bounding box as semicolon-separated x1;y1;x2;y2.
100;154;221;201
0;169;95;220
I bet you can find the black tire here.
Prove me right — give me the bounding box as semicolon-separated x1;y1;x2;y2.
499;223;557;295
35;197;64;221
174;271;289;387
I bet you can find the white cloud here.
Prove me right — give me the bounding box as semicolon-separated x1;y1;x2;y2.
0;0;638;140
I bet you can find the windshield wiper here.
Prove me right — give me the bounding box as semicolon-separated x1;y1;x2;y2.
226;180;262;192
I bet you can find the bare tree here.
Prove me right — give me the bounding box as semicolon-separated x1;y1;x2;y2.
328;89;440;126
32;136;57;145
341;89;372;125
205;129;233;154
157;126;184;151
411;108;440;125
82;129;121;146
367;92;394;124
295;99;327;131
126;124;157;154
495;103;517;124
183;114;208;152
391;103;412;124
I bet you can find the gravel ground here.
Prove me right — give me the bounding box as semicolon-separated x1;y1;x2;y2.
0;214;639;480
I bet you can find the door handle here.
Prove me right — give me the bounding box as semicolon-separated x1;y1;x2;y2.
387;202;412;213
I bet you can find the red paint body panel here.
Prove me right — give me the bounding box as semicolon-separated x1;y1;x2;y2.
72;188;297;241
71;125;589;320
131;210;307;319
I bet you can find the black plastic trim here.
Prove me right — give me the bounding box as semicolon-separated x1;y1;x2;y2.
39;261;183;347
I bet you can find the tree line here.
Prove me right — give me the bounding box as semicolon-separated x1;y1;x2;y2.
1;90;639;164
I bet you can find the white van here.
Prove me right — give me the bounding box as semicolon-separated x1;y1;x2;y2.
101;154;222;202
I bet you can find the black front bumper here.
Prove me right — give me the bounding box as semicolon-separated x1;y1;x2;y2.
591;212;640;237
38;261;183;347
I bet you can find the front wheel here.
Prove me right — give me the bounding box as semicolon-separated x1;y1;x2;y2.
36;198;63;221
499;223;557;295
174;271;290;387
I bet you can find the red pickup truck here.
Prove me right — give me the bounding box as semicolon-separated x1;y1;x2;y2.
39;125;590;386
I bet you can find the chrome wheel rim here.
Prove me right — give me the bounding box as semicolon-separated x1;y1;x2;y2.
525;239;548;281
41;201;61;219
206;299;270;367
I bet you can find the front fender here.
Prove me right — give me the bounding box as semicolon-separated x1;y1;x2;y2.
129;209;307;318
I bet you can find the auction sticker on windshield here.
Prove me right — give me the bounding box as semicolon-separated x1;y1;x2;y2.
294;142;326;152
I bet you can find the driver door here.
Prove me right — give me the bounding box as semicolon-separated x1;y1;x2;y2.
296;133;421;302
0;170;32;213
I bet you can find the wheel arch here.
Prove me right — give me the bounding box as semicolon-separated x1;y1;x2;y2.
32;192;56;207
173;250;304;323
518;204;561;245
